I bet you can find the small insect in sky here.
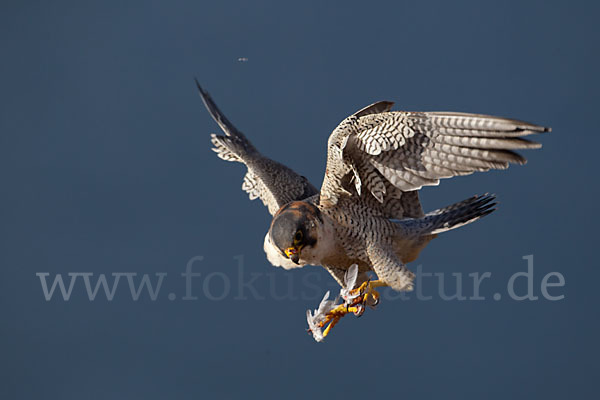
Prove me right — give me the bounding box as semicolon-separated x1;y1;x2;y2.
237;57;248;62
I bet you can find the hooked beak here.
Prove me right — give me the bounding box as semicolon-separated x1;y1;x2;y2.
284;247;300;264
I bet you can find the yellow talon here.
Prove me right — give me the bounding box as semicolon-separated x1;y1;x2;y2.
321;317;339;337
316;280;388;339
350;280;370;297
348;279;385;307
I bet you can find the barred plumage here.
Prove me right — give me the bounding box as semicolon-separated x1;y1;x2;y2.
197;83;548;292
197;80;318;215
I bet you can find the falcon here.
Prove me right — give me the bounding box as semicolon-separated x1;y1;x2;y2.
196;81;549;340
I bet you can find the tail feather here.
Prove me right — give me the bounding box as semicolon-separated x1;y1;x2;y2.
395;193;497;236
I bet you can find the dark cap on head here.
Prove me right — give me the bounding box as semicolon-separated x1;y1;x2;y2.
269;201;321;259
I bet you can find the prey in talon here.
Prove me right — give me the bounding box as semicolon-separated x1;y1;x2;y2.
307;264;388;342
196;81;549;342
306;265;363;342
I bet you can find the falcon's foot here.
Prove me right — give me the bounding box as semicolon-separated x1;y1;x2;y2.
348;279;386;311
306;265;387;342
306;301;363;342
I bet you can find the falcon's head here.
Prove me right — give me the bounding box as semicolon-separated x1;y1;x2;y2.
269;201;322;264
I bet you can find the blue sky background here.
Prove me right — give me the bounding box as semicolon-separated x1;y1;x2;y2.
1;1;599;399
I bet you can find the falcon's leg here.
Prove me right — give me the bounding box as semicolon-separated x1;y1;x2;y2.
323;265;369;288
366;243;415;291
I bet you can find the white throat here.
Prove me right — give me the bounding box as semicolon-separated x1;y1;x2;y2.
299;216;337;266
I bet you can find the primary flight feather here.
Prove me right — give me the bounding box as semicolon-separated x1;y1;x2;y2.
196;80;549;340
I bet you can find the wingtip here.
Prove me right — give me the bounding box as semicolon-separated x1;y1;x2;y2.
529;141;543;149
513;153;528;165
194;78;208;97
524;124;551;133
484;207;498;216
478;192;497;201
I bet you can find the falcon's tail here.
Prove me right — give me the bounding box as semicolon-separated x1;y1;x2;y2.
395;193;497;237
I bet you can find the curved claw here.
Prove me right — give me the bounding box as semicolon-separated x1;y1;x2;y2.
353;303;365;317
307;280;388;341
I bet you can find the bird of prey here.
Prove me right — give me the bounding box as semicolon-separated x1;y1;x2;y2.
196;81;549;340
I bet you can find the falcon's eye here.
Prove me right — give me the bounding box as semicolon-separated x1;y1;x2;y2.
294;230;303;243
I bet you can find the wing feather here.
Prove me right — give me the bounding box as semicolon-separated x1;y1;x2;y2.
197;81;318;215
320;103;548;208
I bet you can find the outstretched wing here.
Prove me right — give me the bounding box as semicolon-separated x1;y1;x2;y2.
320;101;550;208
196;81;318;215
